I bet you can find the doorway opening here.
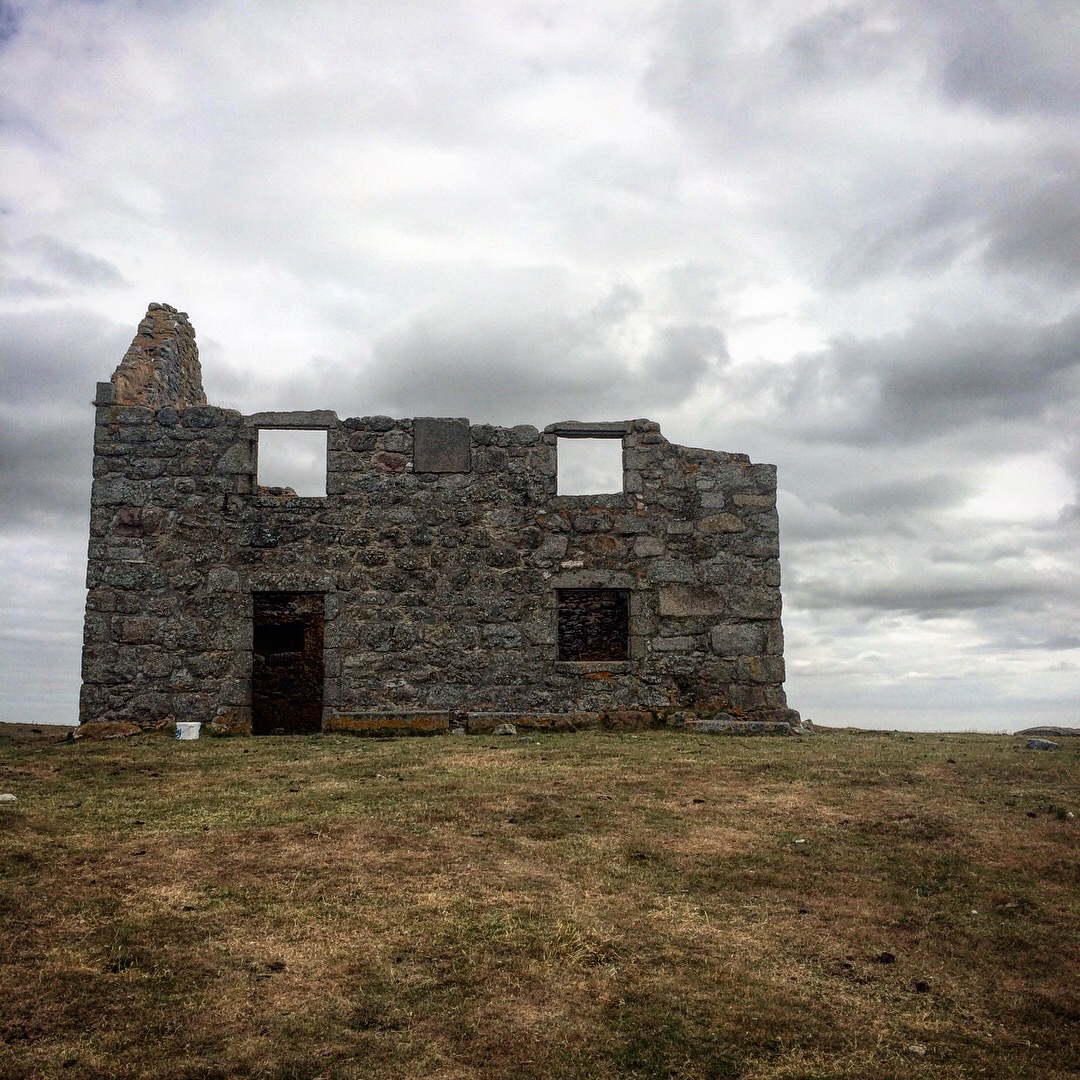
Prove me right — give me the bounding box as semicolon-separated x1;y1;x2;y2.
251;592;325;735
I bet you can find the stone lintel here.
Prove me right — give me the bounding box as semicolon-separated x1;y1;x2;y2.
549;570;635;590
248;410;339;429
545;420;633;438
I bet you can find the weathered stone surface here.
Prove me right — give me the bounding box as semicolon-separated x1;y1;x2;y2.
646;559;694;584
79;306;800;735
465;712;602;733
633;536;665;557
598;710;656;730
737;655;787;684
710;623;767;657
659;586;727;617
206;708;251;736
681;716;794;735
698;513;746;534
413;418;471;473
327;713;450;736
109;304;206;409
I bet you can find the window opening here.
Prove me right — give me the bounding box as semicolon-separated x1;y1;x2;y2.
557;589;630;661
556;437;623;495
257;429;327;497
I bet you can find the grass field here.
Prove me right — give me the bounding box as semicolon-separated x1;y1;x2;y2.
1;725;1077;1079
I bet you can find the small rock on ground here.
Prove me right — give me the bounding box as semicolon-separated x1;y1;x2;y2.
1026;738;1059;751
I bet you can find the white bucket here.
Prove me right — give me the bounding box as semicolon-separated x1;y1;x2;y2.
175;722;202;741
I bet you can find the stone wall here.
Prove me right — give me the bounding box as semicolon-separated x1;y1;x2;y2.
80;305;801;735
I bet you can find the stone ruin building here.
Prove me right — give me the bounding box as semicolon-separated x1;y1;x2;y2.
79;303;801;736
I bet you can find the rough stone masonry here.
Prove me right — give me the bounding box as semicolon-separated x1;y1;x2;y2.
79;303;802;736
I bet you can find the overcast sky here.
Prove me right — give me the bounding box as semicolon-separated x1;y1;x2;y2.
2;0;1078;731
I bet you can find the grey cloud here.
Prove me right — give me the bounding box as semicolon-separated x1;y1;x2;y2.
642;323;727;399
0;414;92;527
774;311;1080;446
0;1;18;47
962;591;1080;657
827;151;1080;287
351;288;727;425
923;0;1080;116
0;526;87;727
983;155;1080;284
643;1;1080;301
825;177;978;286
18;236;129;290
926;538;1033;564
0;277;68;299
0;308;128;403
643;0;913;133
978;632;1080;652
782;0;1080;119
197;276;697;421
784;3;907;84
641;0;731;121
0;308;128;526
829;474;972;516
798;570;1040;617
366;318;614;423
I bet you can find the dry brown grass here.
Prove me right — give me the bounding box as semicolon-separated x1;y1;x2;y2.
1;725;1078;1079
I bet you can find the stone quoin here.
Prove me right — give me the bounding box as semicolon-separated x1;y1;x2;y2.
79;304;802;736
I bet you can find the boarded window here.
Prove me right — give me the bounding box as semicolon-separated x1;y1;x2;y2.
557;589;630;661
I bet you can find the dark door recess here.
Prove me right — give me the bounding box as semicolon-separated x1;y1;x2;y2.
251;592;325;735
557;589;630;661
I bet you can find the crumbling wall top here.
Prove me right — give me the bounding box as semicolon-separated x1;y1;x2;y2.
107;302;206;408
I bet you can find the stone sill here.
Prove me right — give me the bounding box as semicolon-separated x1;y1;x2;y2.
251;495;328;508
553;660;633;674
549;493;632;510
